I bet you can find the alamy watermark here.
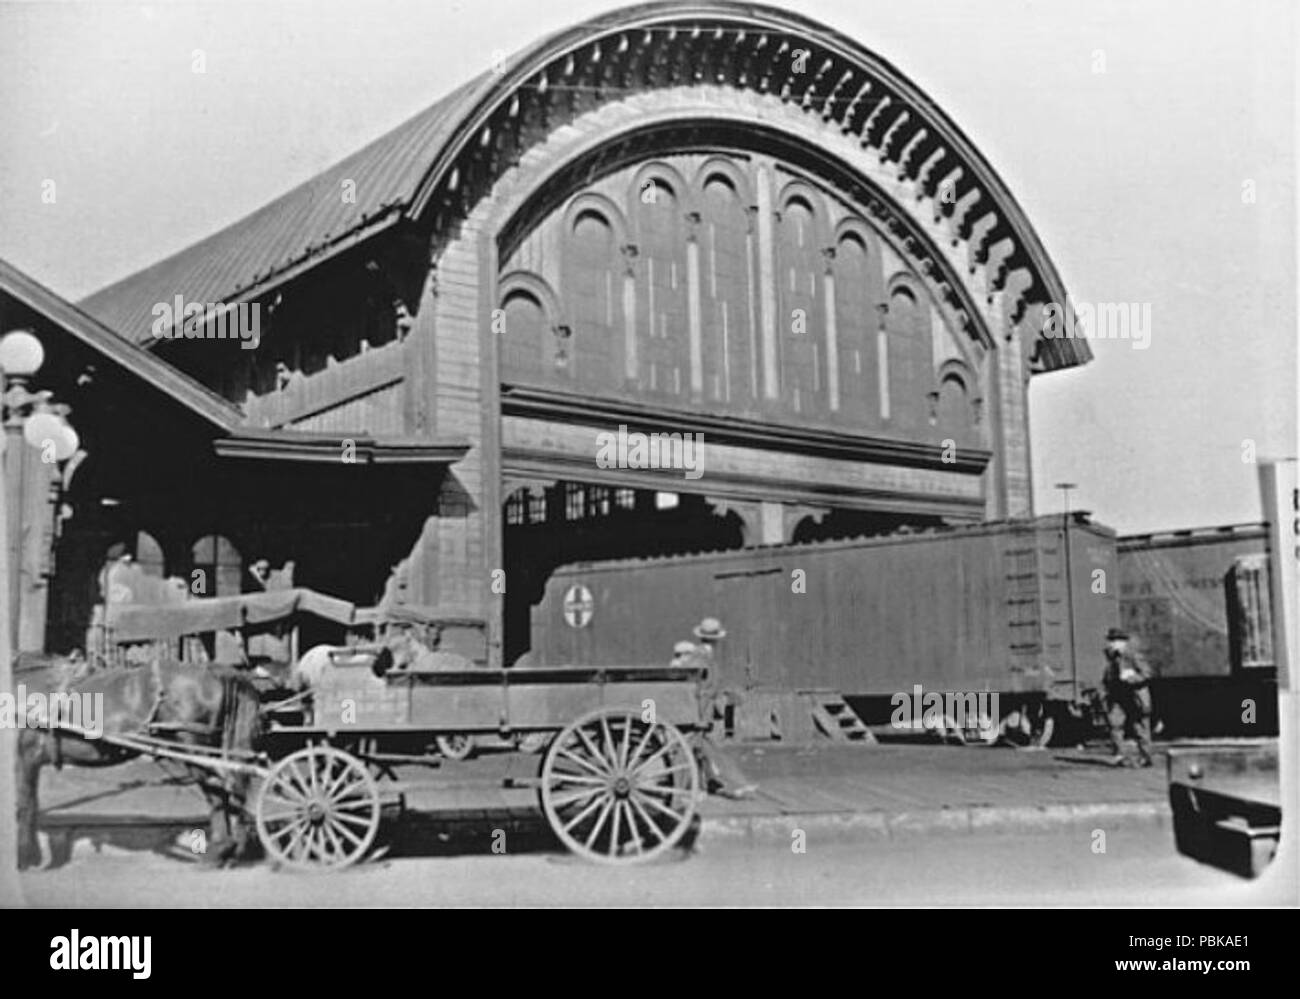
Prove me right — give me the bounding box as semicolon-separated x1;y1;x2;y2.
594;424;704;480
890;684;999;733
1041;300;1151;350
50;931;151;979
0;686;104;738
150;296;261;350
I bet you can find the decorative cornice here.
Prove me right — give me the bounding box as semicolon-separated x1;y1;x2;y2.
214;430;470;465
500;384;991;474
404;1;1086;371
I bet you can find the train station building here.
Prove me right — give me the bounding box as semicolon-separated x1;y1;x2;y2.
6;2;1091;667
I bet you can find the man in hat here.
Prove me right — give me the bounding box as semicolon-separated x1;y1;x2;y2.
672;618;757;800
1101;627;1154;767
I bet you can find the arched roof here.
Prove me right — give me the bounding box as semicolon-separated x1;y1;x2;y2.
82;1;1085;371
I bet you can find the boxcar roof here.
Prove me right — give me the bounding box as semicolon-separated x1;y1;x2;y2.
547;514;1117;576
107;588;358;642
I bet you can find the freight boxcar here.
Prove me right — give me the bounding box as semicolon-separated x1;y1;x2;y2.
528;514;1118;743
1118;524;1277;737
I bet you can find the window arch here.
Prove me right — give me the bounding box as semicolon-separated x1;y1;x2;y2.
631;166;689;397
699;168;755;404
884;274;934;430
833;228;882;424
190;533;242;598
561;206;617;383
776;190;823;415
499;272;561;377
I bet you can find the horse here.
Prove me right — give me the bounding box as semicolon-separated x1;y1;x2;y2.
14;653;264;870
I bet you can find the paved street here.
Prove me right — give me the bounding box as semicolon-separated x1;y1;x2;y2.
13;816;1288;907
9;738;1294;906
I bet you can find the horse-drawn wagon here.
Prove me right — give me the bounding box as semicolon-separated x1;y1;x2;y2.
19;592;709;870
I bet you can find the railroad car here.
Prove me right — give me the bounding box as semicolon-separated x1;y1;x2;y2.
527;514;1119;743
1117;524;1277;736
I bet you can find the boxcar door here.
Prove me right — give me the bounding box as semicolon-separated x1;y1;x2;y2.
710;563;790;689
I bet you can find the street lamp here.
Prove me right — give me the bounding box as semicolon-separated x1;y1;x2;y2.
0;328;76;886
1055;482;1079;697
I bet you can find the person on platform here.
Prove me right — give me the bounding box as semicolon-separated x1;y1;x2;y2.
672;618;757;800
1101;626;1154;767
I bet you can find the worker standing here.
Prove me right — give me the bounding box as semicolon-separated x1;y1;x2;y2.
672;618;757;799
1101;626;1154;767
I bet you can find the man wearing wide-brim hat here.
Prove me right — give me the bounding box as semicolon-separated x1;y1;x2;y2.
671;618;756;800
1101;626;1154;767
693;618;727;642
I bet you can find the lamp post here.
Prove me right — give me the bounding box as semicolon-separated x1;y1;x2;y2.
1055;482;1078;696
1;329;76;885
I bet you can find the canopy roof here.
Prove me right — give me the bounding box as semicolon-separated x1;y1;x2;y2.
79;1;1087;372
106;587;358;642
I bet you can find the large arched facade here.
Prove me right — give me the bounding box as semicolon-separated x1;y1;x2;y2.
78;2;1089;667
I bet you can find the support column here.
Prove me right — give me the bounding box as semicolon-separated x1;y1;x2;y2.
685;213;704;398
754;167;780;400
996;295;1034;518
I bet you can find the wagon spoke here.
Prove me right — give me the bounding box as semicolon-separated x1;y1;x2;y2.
637;761;695;781
631;757;692;786
625;724;657;772
584;798;615;850
557;747;607;778
329;818;365;851
324;759;353;798
330;782;373;805
628;795;666;843
330;806;376;826
550;786;606;809
608;796;623;856
620;802;645;853
262;791;307;813
631;741;674;776
283;764;312;801
572;728;609;773
547;772;608;786
271;774;309;803
267;815;310;841
637;792;689;823
260;802;306;824
305;826;327;864
618;715;633;770
599;715;616;769
320;822;346;861
289;825;313;863
562;793;608;833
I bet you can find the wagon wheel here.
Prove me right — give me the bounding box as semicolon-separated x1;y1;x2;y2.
1021;702;1056;748
940;714;967;746
435;734;475;761
540;708;699;864
255;746;380;871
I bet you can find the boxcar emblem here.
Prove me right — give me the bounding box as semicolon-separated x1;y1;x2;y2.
563;584;594;628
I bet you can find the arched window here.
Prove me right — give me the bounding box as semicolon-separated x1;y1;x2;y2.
937;372;971;436
885;278;933;430
101;531;165;604
777;195;822;416
190;534;242;598
700;173;754;405
561;208;617;383
634;176;688;397
834;230;880;425
499;287;551;376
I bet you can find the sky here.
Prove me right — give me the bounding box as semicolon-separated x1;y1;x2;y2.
0;0;1295;533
